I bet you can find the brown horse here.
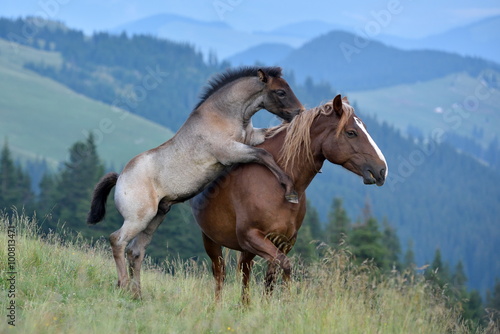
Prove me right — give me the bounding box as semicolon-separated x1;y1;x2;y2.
87;66;304;298
191;95;388;303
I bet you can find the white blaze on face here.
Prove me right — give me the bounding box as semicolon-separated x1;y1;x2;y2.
354;117;388;178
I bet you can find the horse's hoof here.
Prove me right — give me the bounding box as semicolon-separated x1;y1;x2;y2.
285;192;299;204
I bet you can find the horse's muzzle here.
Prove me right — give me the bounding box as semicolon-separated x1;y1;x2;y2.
363;167;386;186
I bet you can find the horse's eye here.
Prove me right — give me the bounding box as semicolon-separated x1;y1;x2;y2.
275;89;286;98
346;130;357;138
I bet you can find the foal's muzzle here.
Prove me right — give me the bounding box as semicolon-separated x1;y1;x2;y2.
279;108;303;122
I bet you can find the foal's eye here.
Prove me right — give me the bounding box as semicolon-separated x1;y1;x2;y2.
346;130;357;138
275;89;286;98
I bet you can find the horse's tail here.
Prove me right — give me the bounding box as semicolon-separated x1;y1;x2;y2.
87;172;119;225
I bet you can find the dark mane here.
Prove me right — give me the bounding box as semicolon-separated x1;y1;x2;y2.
193;66;283;110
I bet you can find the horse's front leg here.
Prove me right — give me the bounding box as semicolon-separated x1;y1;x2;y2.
218;143;298;203
238;251;256;305
202;233;226;303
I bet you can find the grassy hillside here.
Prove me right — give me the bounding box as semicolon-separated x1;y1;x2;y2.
349;71;500;148
0;213;479;333
0;38;174;168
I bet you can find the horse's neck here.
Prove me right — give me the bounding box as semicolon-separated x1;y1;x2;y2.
292;148;324;194
261;128;323;194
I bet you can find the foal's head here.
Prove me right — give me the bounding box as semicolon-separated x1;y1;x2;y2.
197;66;304;122
256;67;304;122
319;95;388;186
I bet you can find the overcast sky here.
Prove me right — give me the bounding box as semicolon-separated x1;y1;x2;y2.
3;0;500;38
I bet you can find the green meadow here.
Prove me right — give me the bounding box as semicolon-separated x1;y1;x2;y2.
0;212;481;334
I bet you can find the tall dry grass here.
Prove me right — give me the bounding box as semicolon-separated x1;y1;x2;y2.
0;212;485;333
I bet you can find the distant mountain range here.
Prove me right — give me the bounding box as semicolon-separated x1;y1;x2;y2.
377;15;500;64
111;13;305;60
112;14;500;64
280;30;500;91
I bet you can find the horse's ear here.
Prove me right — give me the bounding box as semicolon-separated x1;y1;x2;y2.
257;69;268;83
333;94;343;116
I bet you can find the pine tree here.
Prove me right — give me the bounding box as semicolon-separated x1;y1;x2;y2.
0;139;34;211
325;197;350;248
487;278;500;311
381;218;401;270
43;133;105;231
160;203;205;260
349;216;387;270
403;239;416;273
425;248;451;290
291;223;317;262
463;290;484;326
37;172;60;222
452;260;467;289
304;200;322;241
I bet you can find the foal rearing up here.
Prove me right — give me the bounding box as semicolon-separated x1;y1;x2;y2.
191;95;388;303
87;67;304;298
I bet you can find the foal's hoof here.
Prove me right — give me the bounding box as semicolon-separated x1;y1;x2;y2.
285;191;299;204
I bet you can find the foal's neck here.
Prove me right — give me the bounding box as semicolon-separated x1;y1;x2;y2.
212;77;264;123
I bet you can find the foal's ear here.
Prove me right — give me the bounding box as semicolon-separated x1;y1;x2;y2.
333;94;343;116
257;69;268;83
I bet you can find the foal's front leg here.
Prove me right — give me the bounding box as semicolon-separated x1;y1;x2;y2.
218;143;298;203
246;147;298;203
244;126;267;146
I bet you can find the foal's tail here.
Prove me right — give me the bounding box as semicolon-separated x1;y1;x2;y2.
87;172;119;225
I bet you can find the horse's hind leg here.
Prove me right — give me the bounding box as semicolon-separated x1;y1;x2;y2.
109;222;146;291
202;233;225;302
126;207;170;299
239;229;292;297
109;209;158;294
238;251;256;305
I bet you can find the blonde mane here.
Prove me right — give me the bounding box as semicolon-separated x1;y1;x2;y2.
271;98;354;176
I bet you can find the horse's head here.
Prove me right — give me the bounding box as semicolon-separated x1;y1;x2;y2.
257;68;304;122
320;95;388;186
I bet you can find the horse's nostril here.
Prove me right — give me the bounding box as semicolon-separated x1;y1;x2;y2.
380;169;386;178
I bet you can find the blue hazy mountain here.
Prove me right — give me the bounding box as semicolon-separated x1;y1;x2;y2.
376;15;500;64
111;13;304;60
112;13;499;64
280;30;499;91
226;43;295;66
254;19;348;39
